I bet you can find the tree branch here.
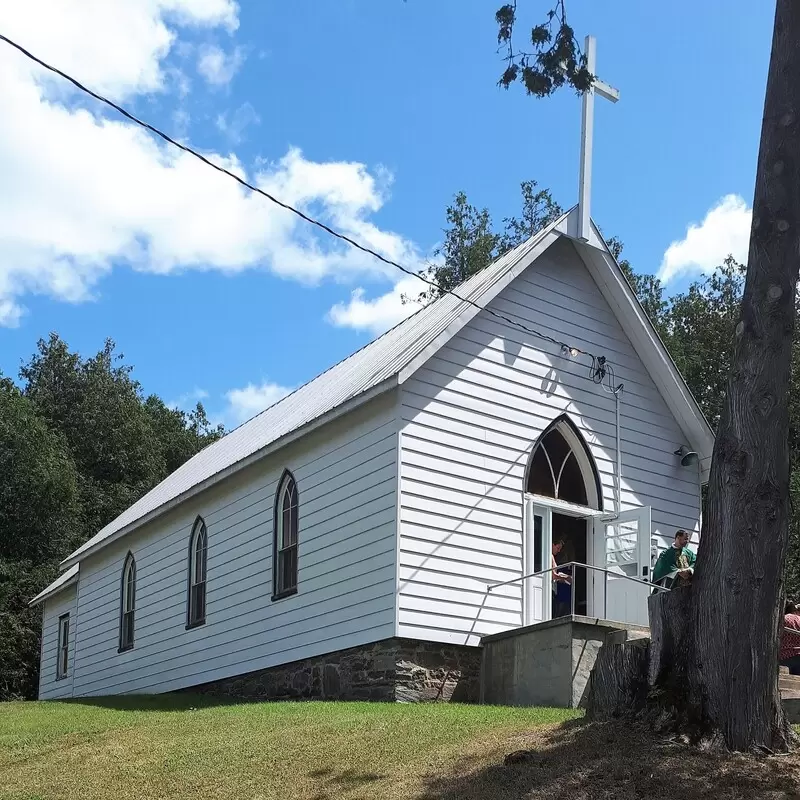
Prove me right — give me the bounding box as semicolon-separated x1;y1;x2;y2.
495;0;593;97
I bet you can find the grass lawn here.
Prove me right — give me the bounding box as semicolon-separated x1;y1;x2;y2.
0;695;578;800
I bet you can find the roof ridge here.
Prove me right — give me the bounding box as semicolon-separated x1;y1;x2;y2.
195;219;561;440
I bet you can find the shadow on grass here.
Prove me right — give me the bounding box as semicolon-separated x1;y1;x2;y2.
307;767;386;800
417;719;800;800
59;693;250;712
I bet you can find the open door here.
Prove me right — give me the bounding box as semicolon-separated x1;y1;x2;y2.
523;497;552;626
592;506;651;626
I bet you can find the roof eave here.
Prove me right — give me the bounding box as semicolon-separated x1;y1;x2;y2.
29;565;79;607
575;222;716;482
59;375;399;570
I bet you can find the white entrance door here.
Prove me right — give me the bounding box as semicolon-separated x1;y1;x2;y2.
592;506;652;625
523;497;552;625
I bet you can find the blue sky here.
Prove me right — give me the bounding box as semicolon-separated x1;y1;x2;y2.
0;0;773;426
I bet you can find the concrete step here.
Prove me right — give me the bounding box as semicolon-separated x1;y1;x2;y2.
782;694;800;724
605;629;650;647
779;668;800;723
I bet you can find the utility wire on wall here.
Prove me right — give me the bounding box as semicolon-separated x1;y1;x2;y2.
0;32;616;385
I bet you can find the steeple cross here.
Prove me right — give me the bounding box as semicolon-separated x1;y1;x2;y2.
577;35;620;241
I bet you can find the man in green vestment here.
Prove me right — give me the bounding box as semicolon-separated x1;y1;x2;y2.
653;530;696;588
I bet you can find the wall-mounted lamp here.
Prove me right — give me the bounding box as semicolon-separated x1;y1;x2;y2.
561;345;579;358
674;445;699;468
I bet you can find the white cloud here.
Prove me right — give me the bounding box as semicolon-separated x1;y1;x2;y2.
223;381;293;425
0;1;421;326
0;0;238;101
659;194;751;283
215;102;259;144
168;387;209;410
327;274;428;335
172;108;191;138
197;44;244;87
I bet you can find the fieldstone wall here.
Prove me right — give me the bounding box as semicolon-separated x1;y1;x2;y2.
182;638;480;703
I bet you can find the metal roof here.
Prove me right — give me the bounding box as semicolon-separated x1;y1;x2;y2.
60;213;569;568
29;564;79;606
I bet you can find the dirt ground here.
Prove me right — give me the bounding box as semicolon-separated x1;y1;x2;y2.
418;719;800;800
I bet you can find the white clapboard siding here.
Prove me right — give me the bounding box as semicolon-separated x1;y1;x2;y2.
38;586;77;700
69;393;398;697
398;238;701;646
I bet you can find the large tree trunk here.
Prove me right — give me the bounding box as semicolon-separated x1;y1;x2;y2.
587;0;800;752
691;0;800;751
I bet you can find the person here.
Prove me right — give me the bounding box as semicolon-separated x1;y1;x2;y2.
780;601;800;675
652;529;696;588
552;539;572;617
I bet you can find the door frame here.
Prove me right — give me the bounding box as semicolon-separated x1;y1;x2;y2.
523;493;605;625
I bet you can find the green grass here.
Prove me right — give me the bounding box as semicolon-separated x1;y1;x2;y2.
0;695;579;800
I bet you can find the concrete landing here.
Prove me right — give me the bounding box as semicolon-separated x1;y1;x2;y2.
779;667;800;723
481;620;800;722
480;615;648;709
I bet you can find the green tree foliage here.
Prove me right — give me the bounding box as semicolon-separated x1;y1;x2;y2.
497;181;563;253
415;180;562;302
0;381;80;699
495;1;593;97
661;258;745;430
416;191;498;303
0;336;222;699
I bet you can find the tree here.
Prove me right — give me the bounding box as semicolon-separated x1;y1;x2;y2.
495;0;800;751
497;180;563;253
0;381;80;698
0;336;223;699
415;180;563;303
21;334;222;540
143;395;223;477
495;1;593;97
665;259;745;430
415;191;498;302
607;237;670;334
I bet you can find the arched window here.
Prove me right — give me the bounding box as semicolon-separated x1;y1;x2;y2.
527;417;601;509
119;553;136;652
273;471;299;599
187;517;208;628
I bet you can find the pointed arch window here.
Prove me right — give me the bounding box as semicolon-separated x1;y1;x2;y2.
187;517;208;629
119;553;136;652
273;471;299;600
527;417;601;509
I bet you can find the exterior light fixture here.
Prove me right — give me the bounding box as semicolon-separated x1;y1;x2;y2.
674;445;699;468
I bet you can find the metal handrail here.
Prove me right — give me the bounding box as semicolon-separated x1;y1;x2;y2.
487;561;669;626
487;561;670;593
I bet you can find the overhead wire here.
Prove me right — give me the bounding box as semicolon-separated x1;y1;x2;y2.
0;31;615;383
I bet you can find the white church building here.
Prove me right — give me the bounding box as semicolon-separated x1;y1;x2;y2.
31;208;714;702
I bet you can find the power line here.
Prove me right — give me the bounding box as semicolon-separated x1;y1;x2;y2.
0;32;610;376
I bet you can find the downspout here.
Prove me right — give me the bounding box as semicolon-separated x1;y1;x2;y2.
614;384;623;515
697;457;704;538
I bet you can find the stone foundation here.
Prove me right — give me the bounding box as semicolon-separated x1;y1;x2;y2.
183;638;481;703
